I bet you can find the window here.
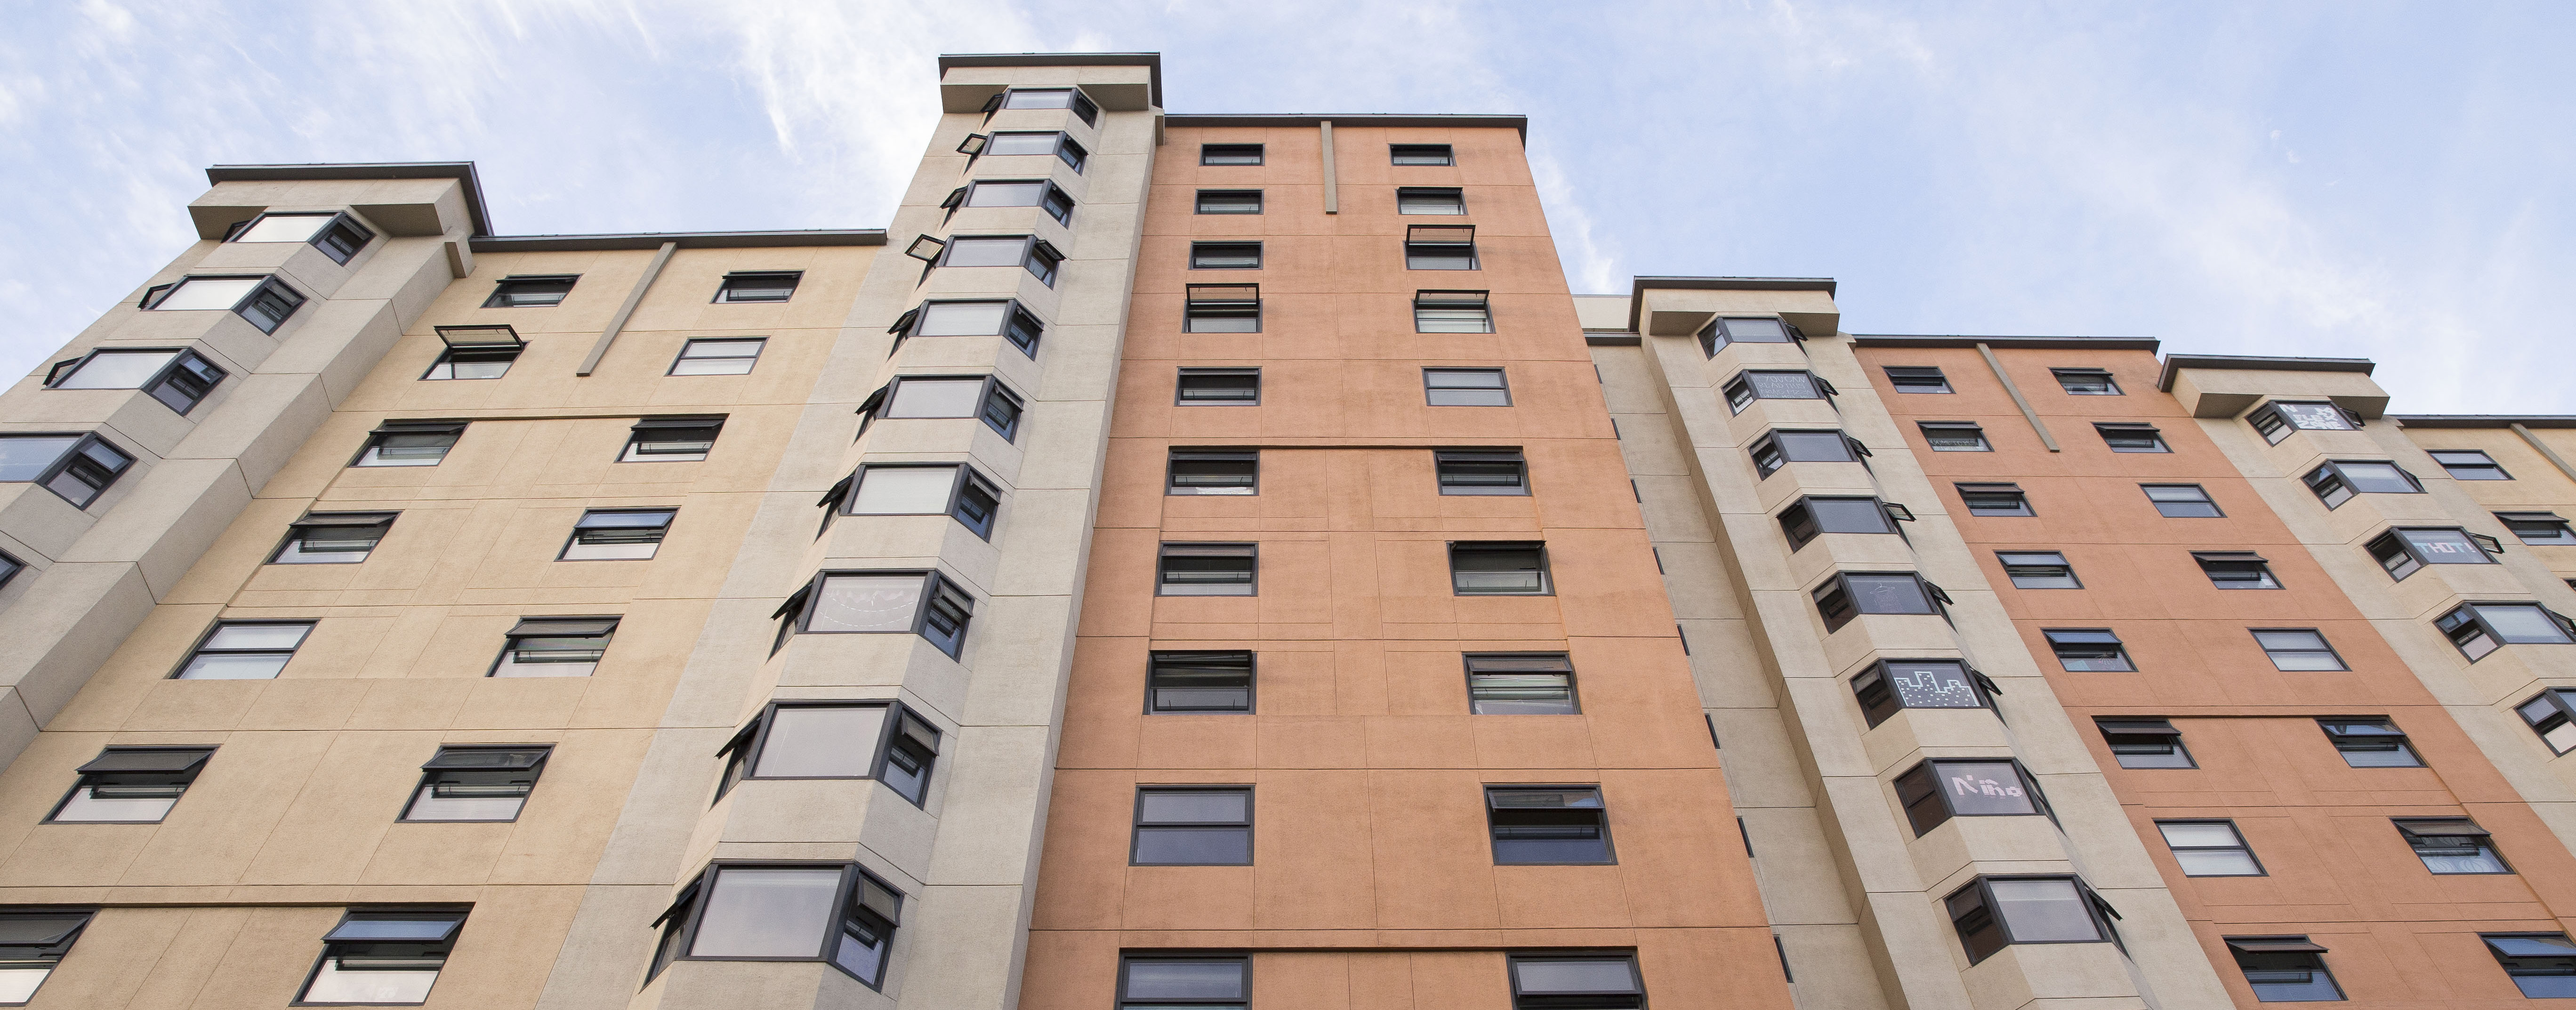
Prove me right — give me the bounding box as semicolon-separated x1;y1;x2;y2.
2046;629;2133;671
2194;551;2280;589
1895;760;2051;835
712;701;943;806
669;337;765;376
892;298;1046;356
2227;937;2343;1002
353;422;462;467
621;416;724;462
1778;497;1908;549
402;746;550;822
44;346;229;412
2305;459;2422;508
2095;423;2168;452
2431;449;2511;480
1723;370;1835;412
857;374;1024;441
1884;365;1950;393
1466;653;1578;714
0;552;18;593
650;863;902;987
1195;190;1262;214
1919;421;1988;451
951;180;1075;225
972;130;1086;169
1396;186;1465;214
175;620;313;680
827;464;1003;539
1747;430;1865;477
1158;542;1256;596
0;433;134;508
270;512;394;564
1852;659;1998;727
230;210;376;264
0;908;92;1004
997;86;1099;123
2366;527;2499;579
1958;483;2035;517
2158;820;2263;875
1132;786;1252;865
1508;954;1644;1010
1118;955;1248;1009
2255;629;2348;671
2516;688;2576;754
1451;541;1549;595
1944;876;2120;965
1487;786;1613;864
1436;450;1528;496
773;570;974;657
1414;290;1492;332
2052;368;2121;395
1425;367;1509;406
923;235;1063;286
1404;224;1477;269
713;271;801;303
1998;551;2080;589
298;909;467;1005
1390;143;1454;166
1813;572;1947;632
1168;449;1256;496
2318;718;2422;767
1176;367;1260;405
482;274;575;308
490;617;617;677
2143;484;2222;518
559;509;676;561
2437;601;2574;661
1190;241;1261;269
1698;316;1799;356
47;746;212;823
2482;934;2576;998
414;323;523;380
2499;511;2576;545
2396;818;2509;874
2248;401;2357;444
1183;284;1261;332
1147;651;1254;713
1199;143;1262;165
2099;718;2193;768
142;274;306;332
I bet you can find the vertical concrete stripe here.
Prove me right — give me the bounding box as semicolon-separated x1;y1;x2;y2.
577;240;677;376
1977;341;2059;451
1320;120;1338;214
2511;423;2576;483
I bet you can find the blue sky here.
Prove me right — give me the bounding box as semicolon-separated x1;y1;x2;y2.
4;1;2569;412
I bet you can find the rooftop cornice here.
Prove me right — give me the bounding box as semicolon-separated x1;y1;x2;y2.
207;161;492;236
938;52;1164;107
1853;335;2161;352
467;230;885;253
1163;113;1528;141
1626;276;1839;332
2391;415;2576;429
2155;353;2376;391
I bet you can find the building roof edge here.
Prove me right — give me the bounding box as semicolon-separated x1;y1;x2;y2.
1625;276;1840;332
2391;415;2576;429
468;230;886;253
937;52;1164;107
206;161;493;236
2154;353;2376;392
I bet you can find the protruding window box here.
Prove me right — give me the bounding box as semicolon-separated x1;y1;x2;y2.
649;862;903;989
773;570;975;658
226;210;376;264
1778;496;1910;550
43;346;229;413
820;463;1002;540
1748;429;1868;477
2437;601;2575;661
1723;370;1835;414
713;700;942;807
2248;400;2360;444
0;433;137;509
909;234;1063;287
1852;659;2000;728
1698;315;1802;357
140;274;306;333
888;298;1045;357
1895;759;2053;835
855;374;1024;442
961;130;1087;170
2367;527;2500;580
1943;875;2123;965
1812;572;1948;633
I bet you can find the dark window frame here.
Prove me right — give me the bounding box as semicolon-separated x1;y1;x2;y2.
1748;429;1868;478
1957;482;2035;517
2046;628;2135;671
1883;365;1950;393
139;273;308;333
2156;818;2266;876
1506;951;1645;1009
668;337;767;376
1146;650;1256;714
1778;496;1911;550
620;415;725;463
2254;628;2349;671
2317;717;2422;767
422;324;525;381
711;270;804;304
771;569;975;658
2430;449;2512;481
1485;785;1617;866
41;345;231;413
2517;688;2576;755
2226;935;2344;1001
1997;550;2080;589
993;86;1099;125
398;745;553;824
1812;571;1950;633
1449;541;1553;596
1167;448;1257;496
1183;284;1262;333
1424;367;1510;406
2498;511;2576;545
1394;186;1466;215
888;297;1046;358
1698;315;1803;357
1390;144;1455;166
2367;526;2501;580
1130;785;1254;866
478;273;577;309
171;618;316;680
293;906;469;1006
486;616;619;678
1435;449;1529;497
351;421;465;468
2094;422;2169;453
920;234;1063;286
2248;401;2359;444
1918;420;1989;451
2142;483;2222;518
1944;874;2122;965
2305;459;2424;508
1404;224;1477;270
1157;542;1257;597
44;745;215;824
2437;601;2576;662
269;511;397;565
855;374;1025;442
1722;369;1836;413
2051;368;2121;395
1852;659;2001;728
0;432;137;509
947;179;1076;226
1189;241;1262;270
2481;933;2576;998
961;129;1087;170
1116;953;1250;1007
1193;190;1264;215
0;906;94;1004
2394;817;2512;874
1465;653;1579;715
225;209;377;265
1413;290;1493;333
1176;366;1261;406
2098;718;2194;768
1199;143;1264;165
711;700;942;807
647;860;903;988
2192;551;2281;590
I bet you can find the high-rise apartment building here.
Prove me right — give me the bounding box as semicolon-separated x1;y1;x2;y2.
0;51;2568;1010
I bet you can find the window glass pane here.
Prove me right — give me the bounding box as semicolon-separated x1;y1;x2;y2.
1468;671;1576;714
56;351;179;389
966;182;1045;207
1125;960;1247;999
1809;498;1893;534
1724;318;1791;342
851;467;957;514
1139;790;1248;823
1513;959;1640;994
2476;604;2569;643
179;652;290;680
211;622;313;651
0;969;49;1003
304;959;440;1004
2274;403;2352;430
52;787;179;822
918;302;1009;336
236;214;334;242
942;239;1027;267
1847;575;1935;614
1746;372;1819;398
1989;879;2099;942
886;379;986;417
1884;661;1982;708
690;867;842;958
358;432;457;467
1939;762;2038;816
2337;462;2417;492
755;705;888;778
404;783;529;822
153;277;261;310
1772;431;1853;461
810;575;925;633
1002;89;1073;109
1453;546;1545;593
0;436;80;481
2400;529;2489;563
984;133;1059;156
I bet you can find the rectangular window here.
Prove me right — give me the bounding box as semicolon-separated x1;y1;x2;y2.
774;570;974;657
1199;143;1263;165
1176;367;1260;405
895;298;1046;356
1778;497;1906;549
1748;430;1864;477
1999;551;2080;589
353;422;463;467
2318;718;2422;767
2438;601;2574;661
1391;144;1455;166
651;863;902;987
1414;290;1492;332
713;271;801;303
2517;688;2576;754
1884;365;1950;393
481;274;576;308
931;235;1062;285
2047;628;2133;671
859;375;1024;441
2249;401;2357;443
1168;449;1256;496
1723;370;1834;412
0;433;133;508
2095;422;2169;452
561;509;675;561
298;909;467;1005
713;701;942;806
1190;241;1262;269
1895;759;2049;835
1508;954;1643;1010
1944;876;2118;965
1487;786;1613;864
2500;511;2576;545
1919;421;1989;450
2143;484;2221;518
951;181;1075;225
2158;820;2263;875
2254;629;2347;671
2227;937;2343;1002
1466;653;1578;714
270;512;394;564
1133;786;1252;865
231;210;375;264
2367;527;2499;579
2305;459;2422;507
1147;651;1254;713
837;464;1002;539
974;130;1086;169
0;551;18;592
1813;572;1947;632
402;746;550;822
2482;934;2576;998
2431;449;2511;480
418;324;523;380
1183;284;1261;332
1451;541;1550;595
1404;224;1477;269
1425;367;1509;406
2193;551;2279;589
1699;316;1798;356
2052;368;2121;394
143;274;306;332
998;86;1098;124
1958;482;2034;517
45;346;230;413
1395;186;1465;214
1158;542;1256;596
2396;818;2509;874
622;416;724;462
669;337;765;376
1195;190;1263;214
490;617;617;677
2098;718;2193;768
175;620;313;680
1118;955;1248;1009
0;908;92;1004
47;746;212;823
1852;659;1996;727
1435;450;1528;496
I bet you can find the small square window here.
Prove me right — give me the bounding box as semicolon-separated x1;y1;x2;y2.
271;512;395;564
1851;659;1996;727
2098;718;2192;768
2248;401;2357;443
2143;484;2221;518
45;347;230;413
2193;551;2280;589
670;337;765;376
0;433;134;508
0;908;93;1003
1199;143;1263;165
1451;541;1550;595
2226;937;2343;1002
402;746;550;822
1168;449;1256;496
1396;186;1465;214
773;570;974;657
2255;629;2347;671
2158;820;2263;875
143;274;306;332
491;617;617;677
1486;786;1613;864
1884;366;1950;393
562;509;675;561
354;423;463;467
2397;818;2509;874
1699;316;1799;356
1195;190;1263;214
2317;718;2421;767
2499;511;2576;545
299;909;467;1005
2516;688;2576;754
2305;459;2421;507
1133;786;1252;865
482;274;576;308
231;210;376;264
2430;449;2511;480
1813;572;1947;632
1723;370;1834;412
1414;290;1492;332
1466;653;1577;714
2095;422;2168;452
1778;497;1904;549
1147;651;1254;713
1508;954;1644;1010
2483;934;2576;998
1118;955;1248;1009
2367;527;2499;580
1177;367;1259;405
2046;629;2133;671
1435;450;1528;496
622;416;724;462
1958;482;2034;517
1999;551;2080;589
998;87;1098;124
1183;283;1261;332
1944;876;2118;965
1895;759;2050;835
1404;224;1477;269
1424;367;1509;406
1749;430;1865;477
1191;242;1262;269
1919;421;1988;451
1390;144;1455;166
174;620;314;680
48;746;213;823
2052;368;2121;395
1159;542;1256;596
2437;601;2574;661
713;271;801;303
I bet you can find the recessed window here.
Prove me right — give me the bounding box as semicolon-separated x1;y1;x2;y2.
298;909;466;1005
2516;688;2576;754
1414;290;1492;332
420;324;523;380
2318;718;2421;767
1191;241;1262;269
1177;367;1260;405
0;433;134;508
2046;629;2133;671
270;512;394;564
1183;283;1261;332
1118;955;1248;1010
2099;718;2192;768
2052;368;2121;395
669;337;765;376
1132;786;1252;865
2159;820;2263;875
482;274;575;308
920;235;1062;286
0;908;93;1004
773;570;974;657
713;701;942;806
1944;876;2120;965
1919;421;1988;451
353;422;463;467
1404;224;1477;269
1813;572;1947;632
1199;143;1263;165
1958;482;2034;517
1895;759;2050;835
47;746;212;823
1486;786;1613;864
857;374;1024;441
1884;366;1950;393
998;86;1099;124
2095;422;2168;452
1723;370;1835;413
650;863;903;987
2397;818;2509;874
1436;450;1528;496
1451;541;1549;595
973;130;1086;170
1852;659;1997;728
1748;429;1865;477
713;271;802;303
1508;954;1643;1010
2305;459;2421;508
2227;937;2343;1002
560;509;675;561
175;620;313;680
1168;449;1256;496
1159;542;1256;596
490;617;617;677
2483;934;2576;998
2143;483;2221;518
1396;186;1465;214
2367;527;2498;579
1195;190;1262;215
2254;629;2347;671
43;346;230;413
827;464;1003;539
2248;401;2356;443
1778;497;1908;550
2193;551;2279;589
1999;551;2080;589
2499;511;2576;545
2430;449;2511;480
142;274;305;332
1425;367;1509;406
1391;144;1455;166
1466;653;1578;714
402;746;550;822
1147;650;1254;713
230;210;376;264
1699;316;1799;356
2437;601;2573;661
892;298;1046;357
622;416;724;462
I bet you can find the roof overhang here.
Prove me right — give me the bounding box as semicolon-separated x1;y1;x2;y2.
1627;276;1838;336
206;162;491;236
2155;353;2375;392
1164;113;1529;142
468;230;885;253
1853;335;2161;352
2391;415;2576;429
939;52;1163;108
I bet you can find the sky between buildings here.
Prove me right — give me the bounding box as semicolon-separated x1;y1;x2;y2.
3;0;2568;412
